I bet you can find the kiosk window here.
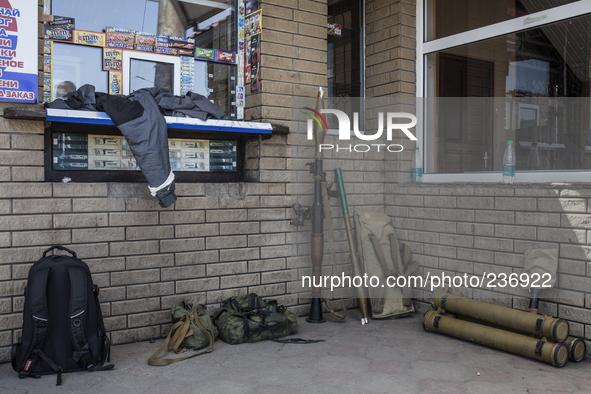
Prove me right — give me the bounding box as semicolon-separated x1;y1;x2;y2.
52;0;159;34
52;43;108;100
130;59;175;93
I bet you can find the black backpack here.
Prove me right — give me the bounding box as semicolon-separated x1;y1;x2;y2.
11;246;114;385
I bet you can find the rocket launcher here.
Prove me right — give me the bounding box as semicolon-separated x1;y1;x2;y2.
432;289;569;343
423;311;568;367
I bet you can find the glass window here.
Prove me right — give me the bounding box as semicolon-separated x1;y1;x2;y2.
424;13;591;174
52;0;159;34
52;43;108;99
191;7;236;52
327;0;363;129
328;0;362;98
130;59;175;93
425;0;581;41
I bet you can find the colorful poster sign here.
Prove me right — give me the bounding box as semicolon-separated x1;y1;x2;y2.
109;71;122;95
44;16;74;41
103;48;122;71
245;10;262;38
216;50;235;63
0;0;38;102
327;23;342;37
73;30;105;47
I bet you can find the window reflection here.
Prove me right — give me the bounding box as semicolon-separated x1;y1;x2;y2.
425;14;591;173
52;43;108;99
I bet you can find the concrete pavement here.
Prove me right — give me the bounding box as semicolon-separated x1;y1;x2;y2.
1;310;589;394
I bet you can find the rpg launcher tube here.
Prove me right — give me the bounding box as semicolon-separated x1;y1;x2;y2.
335;168;369;325
307;158;326;324
433;289;569;343
423;311;568;367
564;337;586;362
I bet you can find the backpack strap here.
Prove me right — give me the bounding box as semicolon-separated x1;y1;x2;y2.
67;267;96;371
18;268;64;384
148;306;214;366
368;233;397;277
390;237;419;307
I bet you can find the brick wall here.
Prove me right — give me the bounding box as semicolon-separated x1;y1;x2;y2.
0;0;328;362
386;184;591;349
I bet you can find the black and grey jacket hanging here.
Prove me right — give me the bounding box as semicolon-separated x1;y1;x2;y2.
46;85;230;208
96;90;176;208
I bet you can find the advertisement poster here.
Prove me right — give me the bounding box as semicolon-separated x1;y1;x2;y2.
103;48;122;71
249;34;260;92
245;9;262;38
245;0;259;15
109;71;122;95
327;23;342;37
73;30;105;47
0;0;38;102
44;16;74;41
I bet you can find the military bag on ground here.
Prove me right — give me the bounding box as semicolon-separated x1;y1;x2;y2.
11;246;113;386
148;301;218;366
213;293;321;345
354;211;419;319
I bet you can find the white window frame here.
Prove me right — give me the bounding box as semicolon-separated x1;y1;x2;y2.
416;0;591;183
122;51;181;96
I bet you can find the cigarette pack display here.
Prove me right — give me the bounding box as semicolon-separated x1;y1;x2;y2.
55;134;88;142
210;158;234;163
55;161;89;170
92;160;121;169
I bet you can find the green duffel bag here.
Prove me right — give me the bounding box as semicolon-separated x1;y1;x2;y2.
214;293;320;345
148;301;218;366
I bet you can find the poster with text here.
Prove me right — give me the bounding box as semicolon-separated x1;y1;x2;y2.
0;0;38;102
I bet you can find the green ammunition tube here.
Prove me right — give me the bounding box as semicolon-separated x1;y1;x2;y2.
433;289;569;343
564;336;586;362
423;311;568;367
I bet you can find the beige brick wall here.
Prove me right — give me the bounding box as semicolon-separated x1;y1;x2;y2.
387;184;591;349
0;0;315;362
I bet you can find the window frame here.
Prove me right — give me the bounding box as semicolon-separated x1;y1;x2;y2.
326;0;366;136
416;1;591;183
122;51;182;96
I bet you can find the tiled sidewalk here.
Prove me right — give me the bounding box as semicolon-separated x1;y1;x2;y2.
1;310;589;394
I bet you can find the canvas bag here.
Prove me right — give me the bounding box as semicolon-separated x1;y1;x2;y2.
148;301;218;366
213;294;322;345
354;211;419;319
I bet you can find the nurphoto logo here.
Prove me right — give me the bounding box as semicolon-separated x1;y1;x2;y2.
303;108;417;153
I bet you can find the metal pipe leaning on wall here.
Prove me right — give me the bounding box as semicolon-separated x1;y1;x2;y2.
432;289;569;343
423;311;569;367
